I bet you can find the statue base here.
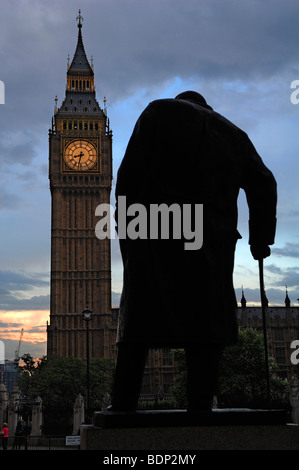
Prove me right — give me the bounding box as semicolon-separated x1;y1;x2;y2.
93;407;287;428
80;408;299;450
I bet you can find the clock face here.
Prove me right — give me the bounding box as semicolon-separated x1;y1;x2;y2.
64;140;97;171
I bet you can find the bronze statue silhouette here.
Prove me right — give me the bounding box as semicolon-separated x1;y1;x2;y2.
111;91;277;412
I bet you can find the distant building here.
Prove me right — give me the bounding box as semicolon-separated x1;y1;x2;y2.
0;360;19;394
238;289;299;380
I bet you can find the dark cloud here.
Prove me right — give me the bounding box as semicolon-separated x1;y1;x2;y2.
272;243;299;258
0;294;50;311
277;268;299;289
0;187;21;210
0;131;38;168
265;264;284;275
0;268;119;310
0;270;48;291
84;0;299;100
264;263;299;289
1;0;298;166
0;321;21;329
0;270;49;311
2;0;299;117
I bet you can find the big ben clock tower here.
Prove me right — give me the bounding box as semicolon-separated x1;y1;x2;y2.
47;11;116;360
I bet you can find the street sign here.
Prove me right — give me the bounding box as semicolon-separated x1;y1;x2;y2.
66;435;80;446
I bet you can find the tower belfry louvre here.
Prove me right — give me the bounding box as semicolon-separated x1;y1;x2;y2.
47;11;116;360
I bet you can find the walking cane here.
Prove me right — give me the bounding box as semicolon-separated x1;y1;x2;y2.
258;258;271;406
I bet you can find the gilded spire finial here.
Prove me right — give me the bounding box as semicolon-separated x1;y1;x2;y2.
76;9;83;28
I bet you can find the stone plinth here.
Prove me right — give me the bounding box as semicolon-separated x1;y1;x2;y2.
80;409;299;450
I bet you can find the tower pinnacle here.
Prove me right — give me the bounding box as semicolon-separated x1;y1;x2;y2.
66;10;94;92
76;9;83;28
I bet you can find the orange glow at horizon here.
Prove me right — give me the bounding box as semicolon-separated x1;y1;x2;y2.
0;310;49;344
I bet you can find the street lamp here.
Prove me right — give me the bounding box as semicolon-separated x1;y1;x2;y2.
83;306;92;421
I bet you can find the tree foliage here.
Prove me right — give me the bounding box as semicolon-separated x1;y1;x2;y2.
218;328;289;408
170;329;290;409
17;355;113;409
169;349;188;408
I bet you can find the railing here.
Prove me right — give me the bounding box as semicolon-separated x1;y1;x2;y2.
1;435;80;451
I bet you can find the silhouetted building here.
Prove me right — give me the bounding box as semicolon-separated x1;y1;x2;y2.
238;289;299;380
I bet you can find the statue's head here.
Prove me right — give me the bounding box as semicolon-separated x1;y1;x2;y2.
175;91;213;110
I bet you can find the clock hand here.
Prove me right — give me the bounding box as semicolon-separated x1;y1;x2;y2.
73;151;84;166
74;151;84;158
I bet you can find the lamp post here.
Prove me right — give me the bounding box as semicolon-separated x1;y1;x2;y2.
83;306;92;420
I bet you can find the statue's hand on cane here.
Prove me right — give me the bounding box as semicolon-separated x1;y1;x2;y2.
250;244;271;260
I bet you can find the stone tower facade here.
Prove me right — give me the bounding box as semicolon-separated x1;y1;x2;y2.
47;11;116;360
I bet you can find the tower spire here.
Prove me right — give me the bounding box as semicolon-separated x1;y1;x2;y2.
285;286;291;308
240;286;247;308
66;10;94;92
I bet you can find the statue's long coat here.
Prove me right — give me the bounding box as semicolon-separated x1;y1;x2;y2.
115;97;277;348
